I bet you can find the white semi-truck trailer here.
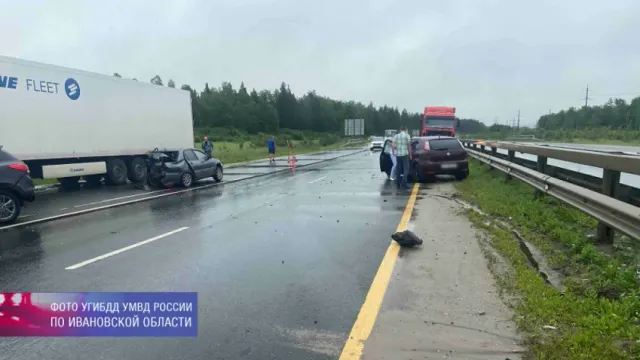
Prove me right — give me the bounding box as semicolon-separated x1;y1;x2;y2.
0;55;194;188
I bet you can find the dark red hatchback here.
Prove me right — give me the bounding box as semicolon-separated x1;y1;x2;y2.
379;136;469;183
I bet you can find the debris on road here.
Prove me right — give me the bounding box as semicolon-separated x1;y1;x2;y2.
391;230;423;247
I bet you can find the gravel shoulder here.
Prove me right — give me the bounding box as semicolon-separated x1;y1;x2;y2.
362;181;525;360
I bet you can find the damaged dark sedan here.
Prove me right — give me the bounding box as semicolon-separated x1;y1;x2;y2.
145;148;223;188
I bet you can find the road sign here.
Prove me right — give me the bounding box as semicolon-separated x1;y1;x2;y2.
344;119;365;136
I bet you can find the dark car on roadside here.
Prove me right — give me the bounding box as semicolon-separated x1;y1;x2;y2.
0;147;35;224
146;148;224;188
379;136;469;183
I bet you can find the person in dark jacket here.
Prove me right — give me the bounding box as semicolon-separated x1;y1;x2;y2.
267;136;276;163
201;136;213;157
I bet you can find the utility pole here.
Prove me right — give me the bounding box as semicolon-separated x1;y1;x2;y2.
584;85;591;107
516;110;521;132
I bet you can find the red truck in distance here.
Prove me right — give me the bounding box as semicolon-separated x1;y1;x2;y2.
421;106;458;136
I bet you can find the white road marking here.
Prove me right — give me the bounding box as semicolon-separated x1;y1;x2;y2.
59;208;68;211
308;176;327;184
65;227;189;270
18;214;35;219
72;190;167;208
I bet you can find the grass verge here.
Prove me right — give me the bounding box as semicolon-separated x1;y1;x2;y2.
455;160;640;359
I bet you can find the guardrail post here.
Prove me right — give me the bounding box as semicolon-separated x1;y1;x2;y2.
505;150;515;180
596;169;621;244
488;147;498;171
534;156;548;197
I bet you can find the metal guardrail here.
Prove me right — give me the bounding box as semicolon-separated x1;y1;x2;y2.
469;140;640;176
461;140;640;243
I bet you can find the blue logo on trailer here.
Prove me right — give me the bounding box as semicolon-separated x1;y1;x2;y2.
65;78;80;100
0;76;18;89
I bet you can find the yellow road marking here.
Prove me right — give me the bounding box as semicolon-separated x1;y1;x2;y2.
338;183;420;359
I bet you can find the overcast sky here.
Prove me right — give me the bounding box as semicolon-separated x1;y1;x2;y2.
2;0;639;126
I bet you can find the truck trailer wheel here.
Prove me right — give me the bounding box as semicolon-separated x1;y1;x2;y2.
105;158;128;186
126;157;147;183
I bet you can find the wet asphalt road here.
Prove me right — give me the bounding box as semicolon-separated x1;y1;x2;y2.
11;152;357;226
0;151;413;360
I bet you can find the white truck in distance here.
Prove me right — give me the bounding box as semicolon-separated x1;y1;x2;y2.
0;55;194;188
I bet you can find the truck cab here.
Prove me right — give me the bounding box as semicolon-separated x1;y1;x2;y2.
421;106;458;137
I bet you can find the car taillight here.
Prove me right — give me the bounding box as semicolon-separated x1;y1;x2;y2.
423;142;430;150
8;163;29;173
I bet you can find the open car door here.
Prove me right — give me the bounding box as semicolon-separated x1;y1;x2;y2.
379;140;393;176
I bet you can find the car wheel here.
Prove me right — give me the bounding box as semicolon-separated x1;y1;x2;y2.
213;165;223;183
0;190;21;224
147;176;163;189
455;172;469;181
180;172;194;187
412;163;427;183
126;157;147;183
105;158;128;186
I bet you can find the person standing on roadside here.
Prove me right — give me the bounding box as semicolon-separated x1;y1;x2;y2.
267;136;277;164
391;126;412;190
389;149;397;181
201;136;214;157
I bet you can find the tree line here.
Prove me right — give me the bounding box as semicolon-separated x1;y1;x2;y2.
183;80;425;135
115;73;490;136
111;72;640;142
456;95;640;142
537;97;640;131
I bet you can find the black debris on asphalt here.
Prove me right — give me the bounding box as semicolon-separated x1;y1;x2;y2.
391;230;423;247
